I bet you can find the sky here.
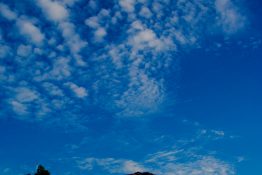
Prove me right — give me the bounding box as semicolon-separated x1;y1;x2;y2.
0;0;261;174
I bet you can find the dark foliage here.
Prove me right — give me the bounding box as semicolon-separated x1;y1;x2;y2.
26;165;50;175
34;165;50;175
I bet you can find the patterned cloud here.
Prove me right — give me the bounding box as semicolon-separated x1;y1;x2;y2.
0;0;246;126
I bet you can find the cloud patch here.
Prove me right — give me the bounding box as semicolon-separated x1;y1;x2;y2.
215;0;246;33
0;0;248;123
77;148;235;175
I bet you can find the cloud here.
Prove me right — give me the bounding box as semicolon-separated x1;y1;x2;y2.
58;21;88;59
128;28;165;51
215;0;246;34
0;0;249;124
156;156;235;175
37;0;69;22
94;27;107;41
85;11;110;42
39;57;72;81
14;87;39;103
37;0;87;66
139;7;152;18
116;72;164;117
16;44;32;57
0;3;44;45
16;18;44;45
77;148;235;175
10;100;28;115
85;16;100;28
8;86;39;115
0;3;17;20
78;158;146;174
42;82;64;97
65;82;88;98
119;0;136;13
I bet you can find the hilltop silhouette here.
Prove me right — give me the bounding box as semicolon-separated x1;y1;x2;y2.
128;172;154;175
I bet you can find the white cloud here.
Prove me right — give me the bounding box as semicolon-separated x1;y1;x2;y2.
15;87;39;103
108;45;124;69
16;44;32;57
37;0;87;66
97;9;111;19
9;86;39;115
212;130;225;137
215;0;246;34
0;3;17;21
119;0;136;13
0;3;44;45
42;82;64;97
116;71;164;117
78;158;146;174
35;57;71;81
10;100;28;115
85;16;99;28
49;57;71;80
65;82;88;98
16;19;44;45
146;150;182;163
1;0;248;124
156;156;235;175
122;160;146;173
129;28;165;51
85;10;110;43
94;27;107;41
38;0;69;22
139;6;152;18
59;21;88;56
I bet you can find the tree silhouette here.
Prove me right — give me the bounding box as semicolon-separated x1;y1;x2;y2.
34;165;50;175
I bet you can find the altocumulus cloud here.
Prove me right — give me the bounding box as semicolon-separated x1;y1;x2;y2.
0;0;246;126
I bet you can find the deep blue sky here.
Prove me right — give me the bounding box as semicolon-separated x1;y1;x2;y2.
0;0;261;174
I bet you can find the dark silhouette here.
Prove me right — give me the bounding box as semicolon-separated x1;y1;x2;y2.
34;165;50;175
25;165;50;175
128;172;154;175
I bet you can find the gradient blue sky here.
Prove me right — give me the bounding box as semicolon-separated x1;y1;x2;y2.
0;0;261;174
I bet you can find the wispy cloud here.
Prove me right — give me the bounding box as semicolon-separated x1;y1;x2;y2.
77;148;235;175
215;0;246;34
0;3;17;20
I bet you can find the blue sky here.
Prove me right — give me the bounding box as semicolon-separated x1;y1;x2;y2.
0;0;261;174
